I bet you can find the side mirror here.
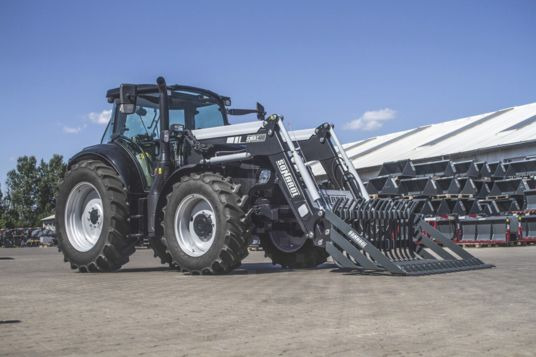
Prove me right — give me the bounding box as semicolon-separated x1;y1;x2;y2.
256;102;266;121
119;84;137;114
227;108;258;116
226;102;267;120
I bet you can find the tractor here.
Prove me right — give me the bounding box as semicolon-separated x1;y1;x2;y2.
55;77;492;275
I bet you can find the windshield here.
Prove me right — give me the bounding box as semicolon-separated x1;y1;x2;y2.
111;89;226;142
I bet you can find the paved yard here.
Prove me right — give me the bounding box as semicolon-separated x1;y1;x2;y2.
0;246;535;356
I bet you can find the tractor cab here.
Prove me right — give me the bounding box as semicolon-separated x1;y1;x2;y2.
103;85;231;187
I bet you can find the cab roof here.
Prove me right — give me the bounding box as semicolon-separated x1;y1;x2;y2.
106;84;229;104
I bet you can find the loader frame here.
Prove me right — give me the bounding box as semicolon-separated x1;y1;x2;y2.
194;114;493;275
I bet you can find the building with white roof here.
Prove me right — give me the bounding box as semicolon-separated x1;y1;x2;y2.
338;102;536;181
41;214;55;231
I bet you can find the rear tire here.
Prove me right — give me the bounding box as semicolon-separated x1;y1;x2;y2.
55;160;135;272
260;232;328;269
161;173;249;274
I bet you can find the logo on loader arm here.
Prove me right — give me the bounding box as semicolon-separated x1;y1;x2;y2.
347;230;368;248
276;159;300;198
226;134;266;144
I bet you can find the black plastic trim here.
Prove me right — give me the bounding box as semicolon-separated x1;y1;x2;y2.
68;143;146;194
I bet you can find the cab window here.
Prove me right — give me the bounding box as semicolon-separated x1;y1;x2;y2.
101;107;115;143
115;96;186;140
194;103;225;129
112;90;225;137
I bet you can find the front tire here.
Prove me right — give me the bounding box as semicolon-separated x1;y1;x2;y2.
148;238;174;267
56;160;135;272
260;231;328;269
161;173;249;274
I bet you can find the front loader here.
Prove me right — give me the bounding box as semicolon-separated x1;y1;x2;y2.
55;77;493;275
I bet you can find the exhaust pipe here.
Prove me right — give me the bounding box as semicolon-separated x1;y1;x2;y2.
147;76;171;237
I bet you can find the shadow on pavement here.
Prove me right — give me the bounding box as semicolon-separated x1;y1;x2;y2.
229;262;338;275
117;266;174;273
115;262;340;275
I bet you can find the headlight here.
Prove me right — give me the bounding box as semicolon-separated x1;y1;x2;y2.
258;169;271;184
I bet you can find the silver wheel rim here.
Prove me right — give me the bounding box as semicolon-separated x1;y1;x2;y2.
174;194;216;257
64;182;103;252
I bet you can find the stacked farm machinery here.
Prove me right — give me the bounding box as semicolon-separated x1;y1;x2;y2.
364;157;536;246
0;228;57;248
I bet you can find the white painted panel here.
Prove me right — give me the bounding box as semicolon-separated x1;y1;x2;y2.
192;121;262;140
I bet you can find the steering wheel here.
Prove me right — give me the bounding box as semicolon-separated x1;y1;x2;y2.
114;135;148;156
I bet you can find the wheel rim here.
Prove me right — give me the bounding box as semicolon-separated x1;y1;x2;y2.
64;182;103;252
269;231;307;253
174;194;216;257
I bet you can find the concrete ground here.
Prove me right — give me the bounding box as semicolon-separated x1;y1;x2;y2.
0;247;535;357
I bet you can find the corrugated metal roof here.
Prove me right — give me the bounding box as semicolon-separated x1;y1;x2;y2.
420;108;513;147
345;102;536;170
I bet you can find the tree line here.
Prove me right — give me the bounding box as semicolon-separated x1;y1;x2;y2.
0;155;66;228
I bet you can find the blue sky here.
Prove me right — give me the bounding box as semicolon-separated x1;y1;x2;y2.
1;0;535;186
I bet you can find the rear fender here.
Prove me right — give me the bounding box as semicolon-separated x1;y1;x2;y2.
68;143;146;194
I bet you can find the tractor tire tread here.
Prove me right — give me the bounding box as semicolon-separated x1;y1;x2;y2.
160;172;249;274
260;235;329;269
56;159;135;272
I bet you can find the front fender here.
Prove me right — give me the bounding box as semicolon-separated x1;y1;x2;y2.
157;164;207;205
151;164;216;228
